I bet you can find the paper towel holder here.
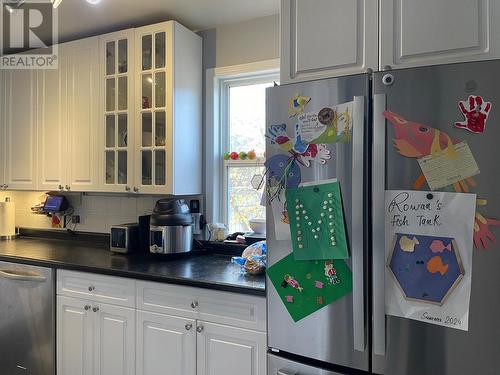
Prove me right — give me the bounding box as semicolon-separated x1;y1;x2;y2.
0;197;19;241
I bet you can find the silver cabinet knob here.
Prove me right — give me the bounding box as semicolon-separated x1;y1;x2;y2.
196;324;204;333
84;305;91;311
3;184;8;189
88;285;95;292
191;301;198;309
92;306;100;313
125;186;131;192
185;323;193;331
65;185;71;191
133;187;139;193
58;184;64;190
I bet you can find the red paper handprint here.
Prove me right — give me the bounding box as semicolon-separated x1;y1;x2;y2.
455;95;492;134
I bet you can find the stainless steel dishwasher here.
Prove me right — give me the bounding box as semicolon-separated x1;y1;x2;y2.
0;261;55;375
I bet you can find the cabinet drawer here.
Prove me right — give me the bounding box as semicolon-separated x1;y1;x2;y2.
137;281;266;331
57;270;136;308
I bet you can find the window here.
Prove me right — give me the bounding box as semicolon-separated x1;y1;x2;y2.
220;74;278;233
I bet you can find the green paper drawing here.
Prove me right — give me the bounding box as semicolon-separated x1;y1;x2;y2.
267;253;353;322
286;180;349;260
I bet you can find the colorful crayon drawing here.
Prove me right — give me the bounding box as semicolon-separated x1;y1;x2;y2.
384;110;500;250
387;233;464;306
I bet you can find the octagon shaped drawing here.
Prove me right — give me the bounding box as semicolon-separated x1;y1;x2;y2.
387;233;464;306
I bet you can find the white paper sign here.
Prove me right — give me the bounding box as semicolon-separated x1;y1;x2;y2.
385;190;476;331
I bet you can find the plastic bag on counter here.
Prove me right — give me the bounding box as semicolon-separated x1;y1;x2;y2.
231;241;267;275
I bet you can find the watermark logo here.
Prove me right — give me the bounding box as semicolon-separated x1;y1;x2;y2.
1;0;58;69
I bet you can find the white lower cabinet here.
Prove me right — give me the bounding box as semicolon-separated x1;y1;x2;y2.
57;296;135;375
136;310;196;375
57;270;266;375
196;321;267;375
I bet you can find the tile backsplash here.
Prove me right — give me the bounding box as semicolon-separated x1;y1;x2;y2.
0;191;202;234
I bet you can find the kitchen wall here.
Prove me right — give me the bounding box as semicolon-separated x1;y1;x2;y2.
0;191;200;234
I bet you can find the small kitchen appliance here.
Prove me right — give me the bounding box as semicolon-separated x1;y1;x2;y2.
149;198;193;254
110;223;139;253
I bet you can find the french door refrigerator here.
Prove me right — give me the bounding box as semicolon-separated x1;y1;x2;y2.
266;74;370;374
372;60;500;375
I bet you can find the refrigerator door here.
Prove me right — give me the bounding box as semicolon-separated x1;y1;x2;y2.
266;75;369;371
268;353;345;375
373;60;500;375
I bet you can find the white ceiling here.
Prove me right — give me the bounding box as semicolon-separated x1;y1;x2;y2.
56;0;280;42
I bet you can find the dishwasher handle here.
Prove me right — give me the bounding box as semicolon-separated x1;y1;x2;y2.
0;269;47;282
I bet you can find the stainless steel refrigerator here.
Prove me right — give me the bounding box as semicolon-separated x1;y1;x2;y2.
372;60;500;375
266;74;370;374
266;60;500;375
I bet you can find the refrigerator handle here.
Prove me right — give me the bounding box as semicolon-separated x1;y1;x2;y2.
372;94;387;356
352;96;365;352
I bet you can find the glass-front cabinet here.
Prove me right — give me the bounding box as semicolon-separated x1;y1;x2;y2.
135;24;170;194
100;30;135;192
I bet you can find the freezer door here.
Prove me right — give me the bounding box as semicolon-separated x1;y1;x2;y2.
268;353;345;375
372;60;500;375
266;75;369;371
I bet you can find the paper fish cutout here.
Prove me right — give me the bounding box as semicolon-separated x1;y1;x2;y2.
455;95;492;134
283;274;304;292
426;256;449;276
289;93;311;117
384;110;500;250
399;235;420;252
430;240;452;253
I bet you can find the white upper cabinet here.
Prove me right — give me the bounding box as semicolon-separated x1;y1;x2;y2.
66;37;100;192
135;21;202;195
99;30;136;193
280;0;378;83
380;0;500;69
3;69;38;190
37;44;68;191
0;71;5;189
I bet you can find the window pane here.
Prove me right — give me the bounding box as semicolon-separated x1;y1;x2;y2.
142;74;152;109
105;151;115;184
155;111;166;146
155;150;166;185
117;114;127;147
105;114;115;148
155;32;166;68
141;150;152;185
118;151;127;184
227;165;265;233
118;76;127;110
118;39;127;73
229;82;273;156
142;113;152;147
142;35;152;70
106;78;115;111
106;41;115;75
155;71;166;108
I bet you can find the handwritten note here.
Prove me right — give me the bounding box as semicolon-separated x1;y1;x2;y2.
417;141;480;191
297;112;324;143
384;190;476;331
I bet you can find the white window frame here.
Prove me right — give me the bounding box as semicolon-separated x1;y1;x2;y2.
204;59;279;229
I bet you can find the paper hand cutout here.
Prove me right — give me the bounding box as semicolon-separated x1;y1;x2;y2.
455;95;492;134
473;213;500;250
300;144;331;167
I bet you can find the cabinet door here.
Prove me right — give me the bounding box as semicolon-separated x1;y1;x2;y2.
94;303;135;375
280;0;378;83
380;0;500;69
100;30;135;193
136;310;196;375
57;296;94;375
67;37;100;191
37;44;68;191
3;69;38;190
135;22;172;194
197;321;266;375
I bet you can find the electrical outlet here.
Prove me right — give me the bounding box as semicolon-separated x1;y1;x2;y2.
71;215;81;224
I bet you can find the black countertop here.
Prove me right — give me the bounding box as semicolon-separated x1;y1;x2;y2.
0;236;266;296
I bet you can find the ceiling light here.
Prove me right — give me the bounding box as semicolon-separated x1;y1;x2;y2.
86;0;101;4
51;0;63;8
